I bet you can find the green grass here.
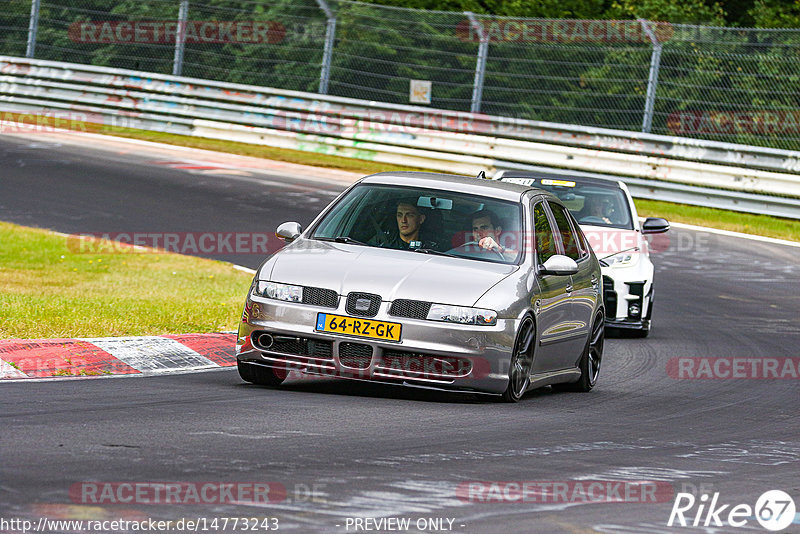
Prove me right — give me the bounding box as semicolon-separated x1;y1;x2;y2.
0;221;254;338
636;199;800;242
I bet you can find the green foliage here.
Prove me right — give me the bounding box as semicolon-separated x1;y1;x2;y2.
749;0;800;27
605;0;727;24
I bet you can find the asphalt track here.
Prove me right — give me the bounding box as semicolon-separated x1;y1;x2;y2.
2;132;800;533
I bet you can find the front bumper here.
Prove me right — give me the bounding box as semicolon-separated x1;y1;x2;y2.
606;317;650;331
236;295;518;395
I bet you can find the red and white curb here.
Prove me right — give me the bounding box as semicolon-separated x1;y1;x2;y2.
0;333;237;380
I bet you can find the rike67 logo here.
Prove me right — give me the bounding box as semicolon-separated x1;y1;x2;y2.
668;490;796;531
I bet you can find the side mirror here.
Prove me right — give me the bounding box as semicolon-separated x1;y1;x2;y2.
641;217;670;234
276;222;303;243
539;254;579;276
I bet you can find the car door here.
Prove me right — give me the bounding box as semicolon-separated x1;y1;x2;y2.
548;201;597;364
530;201;576;375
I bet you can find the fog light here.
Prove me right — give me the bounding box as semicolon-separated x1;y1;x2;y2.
628;303;641;318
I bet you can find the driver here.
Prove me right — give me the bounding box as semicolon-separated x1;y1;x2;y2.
579;196;613;224
469;209;517;260
370;199;439;250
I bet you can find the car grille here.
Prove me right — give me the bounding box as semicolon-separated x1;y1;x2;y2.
345;292;381;317
303;286;339;308
252;332;333;359
375;351;472;382
388;299;431;319
251;332;336;375
338;342;373;369
602;275;617;319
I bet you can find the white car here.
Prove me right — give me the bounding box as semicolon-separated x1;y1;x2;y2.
494;171;669;337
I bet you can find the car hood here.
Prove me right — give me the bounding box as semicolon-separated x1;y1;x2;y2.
261;239;518;306
579;224;644;259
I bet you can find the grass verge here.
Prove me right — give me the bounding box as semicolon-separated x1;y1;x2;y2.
636;198;800;242
0;221;253;338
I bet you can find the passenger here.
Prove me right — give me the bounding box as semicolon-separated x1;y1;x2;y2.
370;199;438;250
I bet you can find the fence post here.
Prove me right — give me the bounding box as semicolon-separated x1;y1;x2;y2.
26;0;41;58
639;19;662;134
315;0;337;95
465;12;488;113
172;0;189;76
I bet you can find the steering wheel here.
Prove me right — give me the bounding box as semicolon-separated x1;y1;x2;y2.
447;241;506;259
579;215;608;225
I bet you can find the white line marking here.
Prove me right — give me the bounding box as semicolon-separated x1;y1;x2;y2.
233;264;256;274
667;221;800;248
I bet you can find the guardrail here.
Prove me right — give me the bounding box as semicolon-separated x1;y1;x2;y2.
2;55;800;219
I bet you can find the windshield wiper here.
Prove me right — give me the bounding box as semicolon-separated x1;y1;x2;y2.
414;248;457;258
317;236;368;246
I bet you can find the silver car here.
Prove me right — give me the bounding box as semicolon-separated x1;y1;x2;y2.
236;172;605;401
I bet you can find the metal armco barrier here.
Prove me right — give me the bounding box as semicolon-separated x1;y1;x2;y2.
1;55;799;219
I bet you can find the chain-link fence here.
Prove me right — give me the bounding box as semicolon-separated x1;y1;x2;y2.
3;0;800;150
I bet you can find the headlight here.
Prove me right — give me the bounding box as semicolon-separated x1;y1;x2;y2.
252;281;302;302
600;251;638;268
427;304;497;326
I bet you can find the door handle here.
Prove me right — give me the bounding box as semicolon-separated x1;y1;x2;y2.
565;285;573;294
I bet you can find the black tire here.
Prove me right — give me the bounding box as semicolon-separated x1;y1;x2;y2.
502;315;536;403
557;311;604;392
238;361;285;387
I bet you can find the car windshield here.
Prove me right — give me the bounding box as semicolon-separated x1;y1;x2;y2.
311;184;523;264
532;180;633;229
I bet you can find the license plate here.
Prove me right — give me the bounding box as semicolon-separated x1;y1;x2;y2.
315;313;402;342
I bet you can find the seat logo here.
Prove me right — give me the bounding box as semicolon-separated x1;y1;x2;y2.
355;298;372;312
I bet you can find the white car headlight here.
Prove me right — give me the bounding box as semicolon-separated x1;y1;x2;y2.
427;304;497;326
253;281;303;302
601;251;639;268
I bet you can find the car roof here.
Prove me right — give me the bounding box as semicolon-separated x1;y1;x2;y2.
495;171;624;190
360;171;550;202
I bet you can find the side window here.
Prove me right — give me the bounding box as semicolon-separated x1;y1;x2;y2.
548;202;581;261
571;215;591;257
533;203;557;265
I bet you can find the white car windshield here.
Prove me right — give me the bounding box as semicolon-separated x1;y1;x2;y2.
533;182;633;229
311;184;523;264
